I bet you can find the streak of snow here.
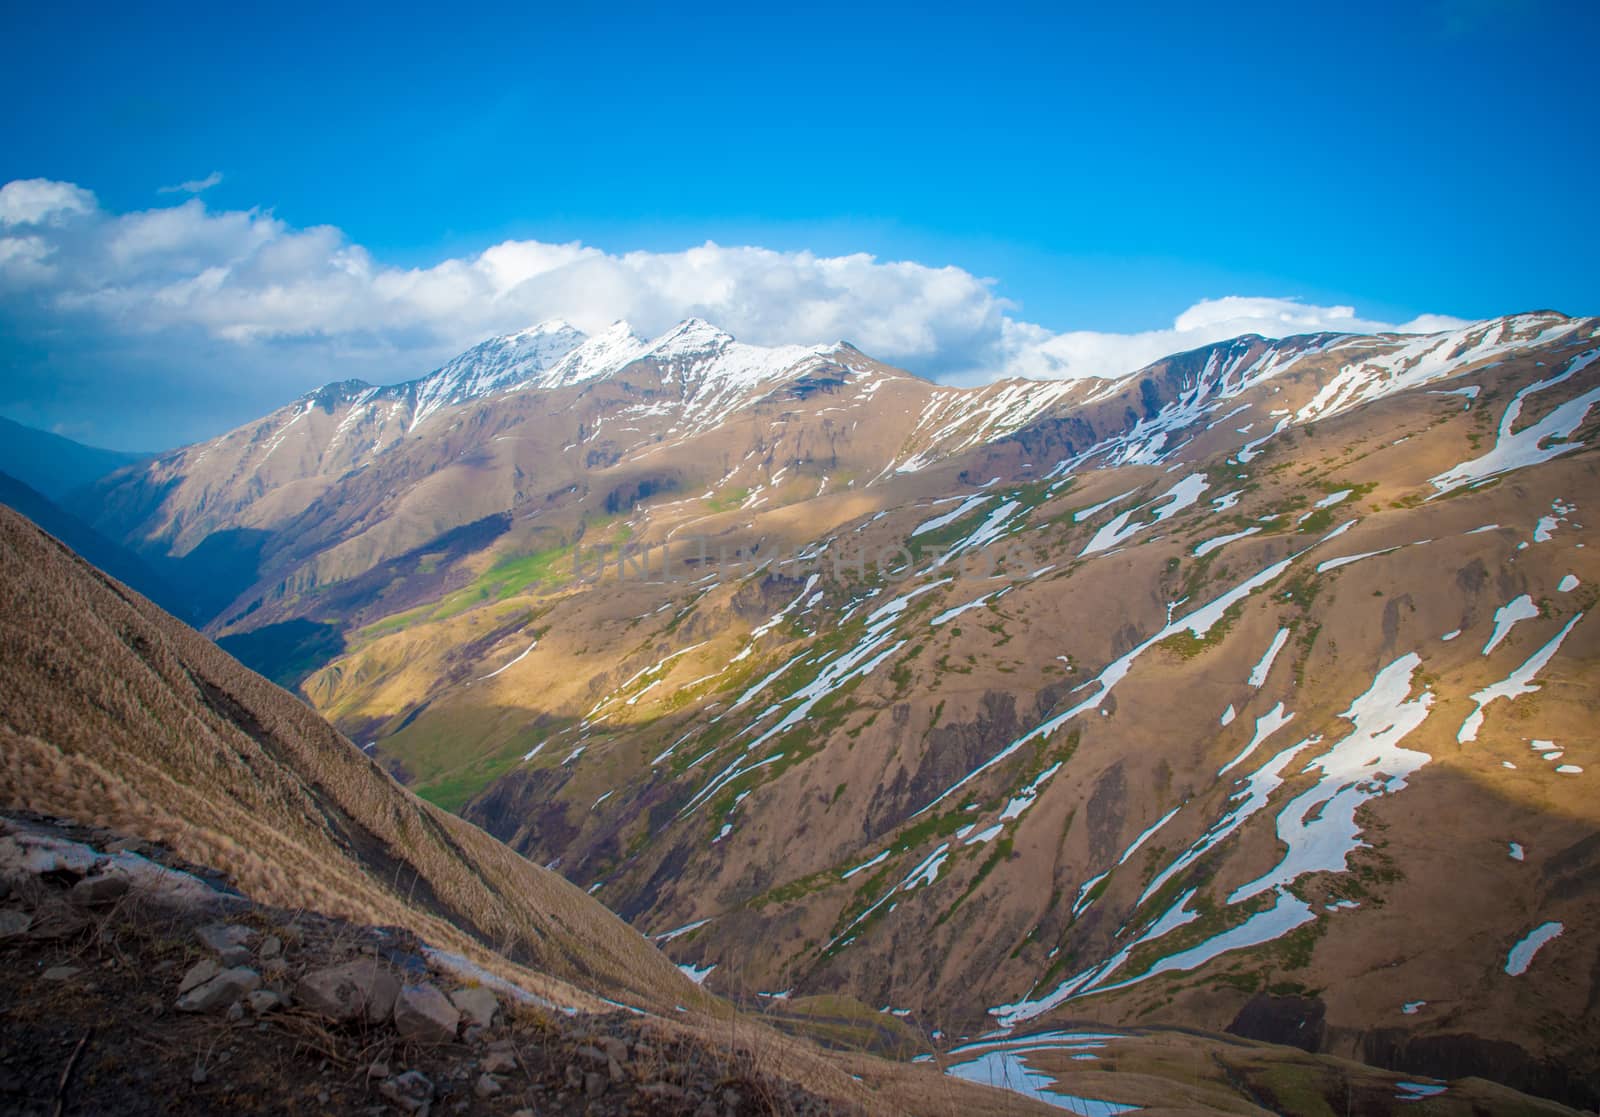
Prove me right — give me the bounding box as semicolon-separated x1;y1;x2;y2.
652;918;711;943
1081;475;1208;557
1430;348;1600;493
912;493;993;537
1505;922;1564;975
1458;614;1585;742
678;961;717;985
1218;702;1295;777
1194;526;1260;557
1229;655;1433;904
1248;628;1291;687
1483;594;1539;655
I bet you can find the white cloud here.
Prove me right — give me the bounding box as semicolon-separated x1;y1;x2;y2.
0;179;98;227
158;170;224;195
979;295;1472;386
0;176;1471;413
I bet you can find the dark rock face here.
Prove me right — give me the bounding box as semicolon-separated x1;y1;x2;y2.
878;690;1024;833
1234;992;1600;1110
1360;1031;1599;1113
1227;993;1327;1053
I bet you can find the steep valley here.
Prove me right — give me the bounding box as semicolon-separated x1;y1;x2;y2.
54;311;1600;1112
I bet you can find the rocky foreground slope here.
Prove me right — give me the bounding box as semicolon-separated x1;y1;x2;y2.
0;811;852;1117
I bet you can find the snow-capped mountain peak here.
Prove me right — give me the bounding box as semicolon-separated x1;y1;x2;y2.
645;317;738;362
534;321;651;390
407;319;588;429
388;316;865;433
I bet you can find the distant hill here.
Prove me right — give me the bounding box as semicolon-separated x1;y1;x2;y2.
0;469;197;622
0;415;147;501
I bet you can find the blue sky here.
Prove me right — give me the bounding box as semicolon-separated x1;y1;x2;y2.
2;0;1595;449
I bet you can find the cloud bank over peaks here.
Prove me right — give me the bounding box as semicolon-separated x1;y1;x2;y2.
0;177;1471;445
984;295;1469;386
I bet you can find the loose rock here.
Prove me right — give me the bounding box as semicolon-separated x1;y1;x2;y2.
246;989;280;1014
70;869;131;907
482;1049;517;1074
393;982;460;1044
379;1070;434;1114
295;959;399;1024
178;959;220;994
175;966;260;1013
449;985;499;1029
473;1073;502;1098
195;923;253;967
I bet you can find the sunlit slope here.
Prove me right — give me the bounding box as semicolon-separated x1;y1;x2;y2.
0;503;705;1015
304;316;1599;1098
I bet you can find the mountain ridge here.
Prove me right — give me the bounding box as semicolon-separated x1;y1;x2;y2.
261;311;1599;1106
23;306;1600;1110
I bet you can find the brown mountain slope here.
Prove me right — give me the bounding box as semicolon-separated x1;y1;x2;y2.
0;501;705;1016
284;315;1600;1109
5;501;1219;1117
74;319;1126;646
51;312;1600;1111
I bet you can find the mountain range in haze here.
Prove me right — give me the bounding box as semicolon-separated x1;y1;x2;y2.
4;308;1598;1114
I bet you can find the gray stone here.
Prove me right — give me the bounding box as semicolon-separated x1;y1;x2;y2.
294;960;399;1024
393;983;459;1044
367;1062;391;1080
70;870;131;907
585;1070;606;1098
0;910;32;937
225;1000;245;1023
175;966;260;1013
42;965;81;981
599;1035;627;1063
259;934;282;959
473;1073;502;1099
195;923;253;967
448;985;499;1028
178;959;220;994
246;990;280;1014
379;1070;433;1113
481;1049;517;1074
